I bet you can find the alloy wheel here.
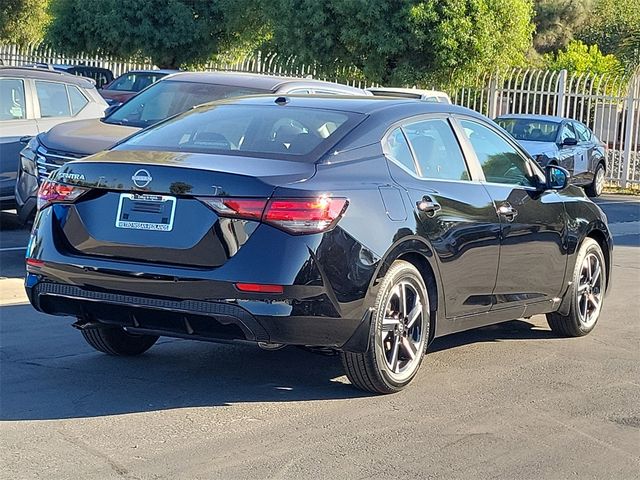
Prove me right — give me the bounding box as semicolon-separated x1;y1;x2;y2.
576;252;603;328
380;281;425;379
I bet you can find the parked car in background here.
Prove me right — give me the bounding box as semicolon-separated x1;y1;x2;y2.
495;114;607;197
16;72;368;221
26;96;611;393
99;69;178;105
52;64;114;89
0;67;107;210
21;63;114;88
367;87;452;104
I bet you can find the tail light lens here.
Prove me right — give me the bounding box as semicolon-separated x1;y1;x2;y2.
264;197;348;234
200;196;348;234
37;180;88;210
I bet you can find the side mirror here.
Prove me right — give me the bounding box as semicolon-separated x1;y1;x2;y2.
103;103;122;117
545;165;569;190
561;138;578;147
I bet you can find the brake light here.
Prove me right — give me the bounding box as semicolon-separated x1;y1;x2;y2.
264;197;348;234
200;198;267;220
200;196;348;234
37;180;88;210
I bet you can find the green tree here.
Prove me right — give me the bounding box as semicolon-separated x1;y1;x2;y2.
544;40;624;76
0;0;50;45
46;0;237;68
260;0;534;86
532;0;592;54
578;0;640;69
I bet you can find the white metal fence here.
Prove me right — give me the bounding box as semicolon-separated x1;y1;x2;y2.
2;44;639;187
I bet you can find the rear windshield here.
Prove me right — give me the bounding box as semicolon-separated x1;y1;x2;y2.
496;118;560;142
119;104;362;160
104;80;270;128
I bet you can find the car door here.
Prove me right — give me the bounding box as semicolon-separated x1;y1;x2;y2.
384;115;501;319
455;116;567;315
33;80;74;133
557;121;587;181
573;121;599;183
0;77;38;201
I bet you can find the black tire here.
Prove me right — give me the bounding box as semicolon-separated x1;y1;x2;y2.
547;238;606;337
341;260;431;394
585;162;605;197
81;326;158;355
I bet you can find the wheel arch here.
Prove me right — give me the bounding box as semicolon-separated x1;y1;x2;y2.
369;236;443;344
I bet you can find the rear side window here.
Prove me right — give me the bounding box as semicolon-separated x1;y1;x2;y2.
403;118;469;181
460;119;539;187
35;81;71;118
384;128;417;174
0;78;26;120
68;85;89;115
122;104;361;160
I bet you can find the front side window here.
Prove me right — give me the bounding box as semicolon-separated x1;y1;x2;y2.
460;119;539;187
121;104;360;161
559;123;577;143
573;122;592;142
403;118;470;181
67;85;88;115
35;81;71;118
0;78;26;120
384;128;416;174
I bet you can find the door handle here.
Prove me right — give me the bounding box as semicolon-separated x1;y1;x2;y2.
497;203;518;222
417;196;441;217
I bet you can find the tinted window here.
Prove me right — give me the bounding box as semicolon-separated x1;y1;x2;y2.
109;72;164;92
0;78;26;120
573;122;591;142
35;81;71;118
560;123;577;143
105;80;271;129
403;118;469;181
496;118;559;142
460;119;538;187
385;128;416;174
68;85;88;115
122;104;359;160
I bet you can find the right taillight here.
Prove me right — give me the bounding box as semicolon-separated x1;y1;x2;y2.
200;196;348;234
37;179;88;210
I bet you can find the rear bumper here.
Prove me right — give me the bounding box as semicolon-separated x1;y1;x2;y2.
26;273;371;351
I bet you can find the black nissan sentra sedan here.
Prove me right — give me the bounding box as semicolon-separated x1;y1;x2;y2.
25;96;612;393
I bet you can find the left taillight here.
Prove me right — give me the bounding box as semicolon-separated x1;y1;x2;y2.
37;180;88;210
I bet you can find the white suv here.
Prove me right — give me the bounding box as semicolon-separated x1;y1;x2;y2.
0;66;107;210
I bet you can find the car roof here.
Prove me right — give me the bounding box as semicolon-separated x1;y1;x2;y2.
496;114;568;123
164;71;365;93
198;94;484;120
119;69;181;76
367;87;450;98
0;66;96;88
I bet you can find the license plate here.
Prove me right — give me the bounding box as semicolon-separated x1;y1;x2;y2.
115;193;177;231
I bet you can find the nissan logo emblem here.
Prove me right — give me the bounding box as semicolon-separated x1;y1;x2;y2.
132;169;152;188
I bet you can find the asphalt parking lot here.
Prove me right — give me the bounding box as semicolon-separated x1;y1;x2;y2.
1;195;639;479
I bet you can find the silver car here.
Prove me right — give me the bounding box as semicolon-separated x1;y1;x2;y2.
0;67;107;210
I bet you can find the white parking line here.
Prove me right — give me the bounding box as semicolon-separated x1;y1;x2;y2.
0;246;27;252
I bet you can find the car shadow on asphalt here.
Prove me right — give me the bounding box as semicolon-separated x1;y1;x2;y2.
428;319;557;353
1;305;559;421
